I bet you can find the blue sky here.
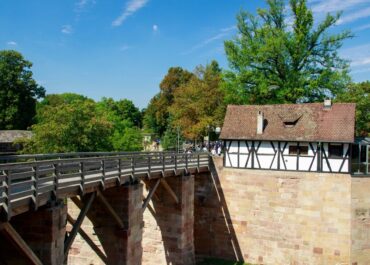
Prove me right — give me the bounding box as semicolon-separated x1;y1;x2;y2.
1;0;370;108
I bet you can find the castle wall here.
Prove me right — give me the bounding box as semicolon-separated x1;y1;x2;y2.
195;157;353;265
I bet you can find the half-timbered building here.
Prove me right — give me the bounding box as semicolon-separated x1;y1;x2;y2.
220;100;356;173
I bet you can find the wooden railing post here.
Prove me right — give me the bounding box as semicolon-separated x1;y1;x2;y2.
32;165;39;210
132;156;135;175
80;161;85;195
162;153;165;172
101;160;105;190
185;154;188;169
118;158;122;185
148;155;151;173
54;163;59;199
5;170;11;221
175;153;177;171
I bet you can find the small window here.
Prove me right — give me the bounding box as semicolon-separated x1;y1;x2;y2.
289;144;308;155
329;144;343;158
289;145;298;155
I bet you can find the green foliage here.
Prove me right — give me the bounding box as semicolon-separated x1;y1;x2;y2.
143;67;194;136
223;0;352;105
161;126;183;151
20;94;144;153
98;97;142;127
169;61;225;140
336;81;370;136
21;100;113;153
97;97;143;151
111;127;143;151
0;50;45;129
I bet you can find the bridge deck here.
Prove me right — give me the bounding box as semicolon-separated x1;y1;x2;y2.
0;152;210;220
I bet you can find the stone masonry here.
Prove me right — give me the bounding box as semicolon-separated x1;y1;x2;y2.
9;200;67;265
142;174;195;265
67;183;143;265
194;157;363;265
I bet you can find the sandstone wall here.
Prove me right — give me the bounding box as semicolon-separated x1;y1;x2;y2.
194;157;353;265
142;174;195;265
351;177;370;265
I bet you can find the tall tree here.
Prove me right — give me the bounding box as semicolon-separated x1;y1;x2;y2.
0;50;45;129
170;61;225;140
98;97;142;128
143;67;193;136
337;81;370;137
21;100;113;153
223;0;352;105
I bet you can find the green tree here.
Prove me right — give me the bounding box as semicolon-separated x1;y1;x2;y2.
0;50;45;129
223;0;352;105
111;127;143;151
98;97;142;127
336;81;370;137
21;100;113;153
143;67;193;136
169;61;225;140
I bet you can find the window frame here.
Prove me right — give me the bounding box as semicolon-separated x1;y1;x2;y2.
328;143;343;158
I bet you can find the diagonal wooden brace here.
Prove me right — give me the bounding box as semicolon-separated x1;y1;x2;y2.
160;178;179;204
142;179;160;211
96;190;125;229
64;192;96;257
0;222;43;265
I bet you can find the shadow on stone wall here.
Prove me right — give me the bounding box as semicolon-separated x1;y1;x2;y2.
67;185;143;265
194;157;244;262
143;174;195;265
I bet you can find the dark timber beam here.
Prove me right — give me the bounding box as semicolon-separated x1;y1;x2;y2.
142;179;160;211
0;222;43;265
160;179;179;204
96;190;125;229
64;192;96;258
66;214;108;263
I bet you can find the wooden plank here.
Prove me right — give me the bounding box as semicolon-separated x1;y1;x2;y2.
96;190;125;229
160;178;179;204
0;222;43;265
142;179;160;211
64;192;96;257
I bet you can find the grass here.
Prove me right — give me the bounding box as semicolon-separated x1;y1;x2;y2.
197;258;253;265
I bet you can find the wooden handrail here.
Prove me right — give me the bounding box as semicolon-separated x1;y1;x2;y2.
0;152;210;221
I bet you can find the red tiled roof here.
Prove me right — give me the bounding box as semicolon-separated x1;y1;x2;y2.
220;103;356;143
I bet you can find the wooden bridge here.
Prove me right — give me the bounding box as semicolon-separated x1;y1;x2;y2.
0;151;209;221
0;151;210;265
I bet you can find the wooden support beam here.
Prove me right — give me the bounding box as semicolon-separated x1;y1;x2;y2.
142;179;161;202
0;222;43;265
160;179;179;204
96;190;125;229
66;214;108;263
142;179;160;211
64;192;96;257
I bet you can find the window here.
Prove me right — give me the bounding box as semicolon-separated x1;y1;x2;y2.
329;143;343;158
289;144;308;155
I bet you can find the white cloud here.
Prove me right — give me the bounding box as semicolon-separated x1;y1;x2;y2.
112;0;149;27
183;25;236;55
354;23;370;31
61;25;73;34
341;44;370;69
6;41;17;46
75;0;96;11
310;0;369;14
337;7;370;25
153;24;158;32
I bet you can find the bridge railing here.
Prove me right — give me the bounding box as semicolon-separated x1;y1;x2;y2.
0;152;209;220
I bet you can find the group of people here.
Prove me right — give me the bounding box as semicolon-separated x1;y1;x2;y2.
184;141;223;156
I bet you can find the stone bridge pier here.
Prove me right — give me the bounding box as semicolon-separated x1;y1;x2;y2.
0;174;196;265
